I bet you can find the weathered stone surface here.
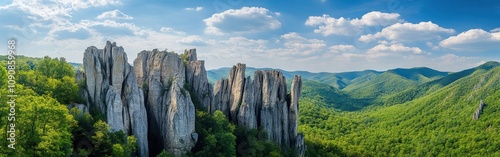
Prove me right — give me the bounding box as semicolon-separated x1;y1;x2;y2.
229;63;246;122
185;50;213;111
289;75;302;144
212;79;230;115
81;41;149;157
164;75;196;156
295;134;306;157
123;71;149;157
237;76;257;129
184;49;197;61
134;49;196;157
211;64;304;156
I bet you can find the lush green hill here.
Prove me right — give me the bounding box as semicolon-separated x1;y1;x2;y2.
386;61;500;105
388;67;449;84
299;62;500;156
343;72;417;98
301;80;373;111
343;67;448;99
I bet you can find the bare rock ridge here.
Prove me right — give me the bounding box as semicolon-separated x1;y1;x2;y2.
80;41;149;157
211;63;306;156
473;99;485;120
134;48;197;156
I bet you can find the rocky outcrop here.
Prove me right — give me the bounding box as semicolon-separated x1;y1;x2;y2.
79;42;304;156
134;49;196;157
81;41;149;157
473;99;485;120
211;63;305;156
184;49;213;111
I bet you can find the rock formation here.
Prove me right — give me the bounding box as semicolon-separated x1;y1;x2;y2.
184;49;213;111
211;63;305;156
79;42;304;156
473;99;485;120
134;49;197;157
80;41;149;157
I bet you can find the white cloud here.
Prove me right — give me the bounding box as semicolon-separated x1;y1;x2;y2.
177;35;207;46
329;45;359;53
305;11;401;36
272;32;326;56
439;29;500;51
359;21;454;42
160;27;185;35
367;43;424;58
185;6;203;11
491;28;500;33
96;9;133;20
5;0;121;20
203;7;281;35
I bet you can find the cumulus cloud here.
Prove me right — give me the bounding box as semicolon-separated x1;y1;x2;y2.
96;9;133;20
185;6;203;11
305;11;401;36
329;45;359;53
367;43;424;58
359;21;454;42
272;32;326;56
204;7;281;35
439;29;500;51
4;0;121;20
177;35;207;46
160;27;186;35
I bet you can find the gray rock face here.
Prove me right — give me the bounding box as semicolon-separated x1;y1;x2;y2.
81;41;149;157
212;79;231;115
184;49;197;61
237;76;257;129
185;49;213;111
229;63;246;122
211;63;305;156
134;49;196;157
164;75;197;156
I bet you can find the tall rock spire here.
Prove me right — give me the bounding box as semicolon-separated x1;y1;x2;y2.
81;41;149;157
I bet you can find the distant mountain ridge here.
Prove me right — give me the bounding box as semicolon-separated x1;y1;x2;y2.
207;66;450;91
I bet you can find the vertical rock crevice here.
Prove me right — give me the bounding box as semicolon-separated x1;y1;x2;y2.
134;49;197;157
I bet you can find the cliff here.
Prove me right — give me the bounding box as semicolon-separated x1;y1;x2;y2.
133;49;197;156
79;41;149;157
212;63;306;155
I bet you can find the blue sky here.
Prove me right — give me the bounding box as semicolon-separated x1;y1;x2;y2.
1;0;499;72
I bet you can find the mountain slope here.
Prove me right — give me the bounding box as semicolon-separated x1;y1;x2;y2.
343;67;449;99
299;63;500;156
301;80;373;111
386;61;500;105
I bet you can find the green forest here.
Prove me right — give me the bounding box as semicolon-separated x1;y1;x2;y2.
2;55;500;156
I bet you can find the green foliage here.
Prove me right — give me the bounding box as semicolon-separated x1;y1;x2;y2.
233;126;286;157
192;110;236;157
301;80;373;111
156;150;174;157
0;94;76;156
13;56;82;104
36;56;75;80
0;66;6;87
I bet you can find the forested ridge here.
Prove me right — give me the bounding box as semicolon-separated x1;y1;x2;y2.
299;61;500;156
